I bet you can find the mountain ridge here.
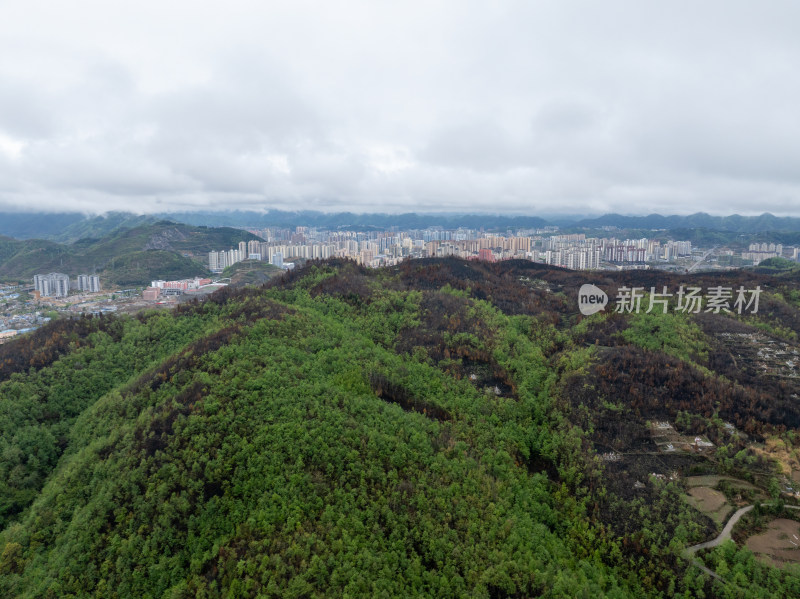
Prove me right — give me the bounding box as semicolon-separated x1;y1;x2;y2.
5;210;800;241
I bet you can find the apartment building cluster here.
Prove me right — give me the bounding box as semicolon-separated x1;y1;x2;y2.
208;240;338;273
426;236;531;261
539;235;692;269
206;227;705;273
210;233;420;272
33;273;100;298
541;235;602;269
741;242;785;265
600;238;692;262
209;227;547;272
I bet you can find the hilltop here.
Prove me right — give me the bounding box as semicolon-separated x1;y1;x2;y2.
0;221;259;286
1;258;800;596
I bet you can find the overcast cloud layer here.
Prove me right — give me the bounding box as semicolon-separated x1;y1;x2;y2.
1;1;799;216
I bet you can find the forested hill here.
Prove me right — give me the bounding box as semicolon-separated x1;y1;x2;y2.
570;212;800;233
2;258;800;597
0;212;156;242
0;221;258;286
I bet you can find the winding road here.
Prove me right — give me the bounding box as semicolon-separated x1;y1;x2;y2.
684;505;754;555
683;504;800;583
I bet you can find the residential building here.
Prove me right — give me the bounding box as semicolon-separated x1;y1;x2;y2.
33;273;70;298
77;274;101;293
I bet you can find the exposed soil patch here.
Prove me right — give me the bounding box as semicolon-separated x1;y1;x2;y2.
685;487;731;525
745;518;800;568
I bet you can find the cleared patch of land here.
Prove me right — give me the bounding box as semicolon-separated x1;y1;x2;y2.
685;487;732;525
745;518;800;568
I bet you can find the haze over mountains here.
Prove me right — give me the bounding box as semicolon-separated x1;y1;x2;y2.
4;211;800;243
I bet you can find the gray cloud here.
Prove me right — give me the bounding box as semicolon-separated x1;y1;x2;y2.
0;0;799;216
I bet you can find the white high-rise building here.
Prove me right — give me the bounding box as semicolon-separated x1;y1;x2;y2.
76;274;101;292
209;251;221;271
34;273;71;297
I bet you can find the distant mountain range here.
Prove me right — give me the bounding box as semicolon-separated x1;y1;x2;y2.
569;212;800;232
2;210;800;286
3;210;800;242
160;210;551;232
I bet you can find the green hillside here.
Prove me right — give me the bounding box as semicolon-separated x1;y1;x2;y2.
753;256;800;273
53;213;158;243
0;222;259;286
1;258;800;597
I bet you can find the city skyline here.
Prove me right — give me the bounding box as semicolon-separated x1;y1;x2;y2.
203;225;790;273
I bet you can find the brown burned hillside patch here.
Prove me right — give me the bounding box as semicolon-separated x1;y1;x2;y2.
394;290;519;396
747;289;800;339
309;269;375;306
0;313;122;383
558;344;780;539
519;262;790;328
265;257;800;336
124;324;244;399
574;312;631;348
590;346;799;436
520;449;560;481
171;283;296;324
395;290;493;359
559;366;715;535
225;297;295;323
176;282;267;313
368;372;452;422
263;257;363;292
598;461;717;569
697;312;800;399
395;258;567;321
560;371;654;454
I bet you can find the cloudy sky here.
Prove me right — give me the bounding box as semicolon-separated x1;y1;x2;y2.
1;1;798;216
